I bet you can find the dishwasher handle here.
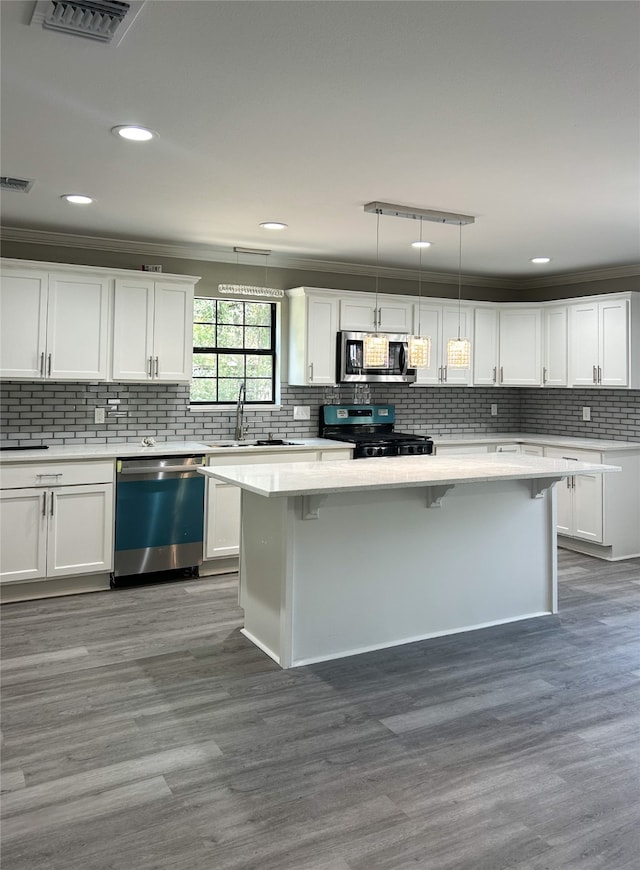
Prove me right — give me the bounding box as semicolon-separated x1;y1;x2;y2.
118;463;201;475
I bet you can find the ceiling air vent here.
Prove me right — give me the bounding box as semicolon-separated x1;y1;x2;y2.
0;176;35;193
30;1;145;45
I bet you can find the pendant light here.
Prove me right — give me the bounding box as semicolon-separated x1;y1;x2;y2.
218;247;284;298
446;221;471;368
363;208;389;368
407;218;431;369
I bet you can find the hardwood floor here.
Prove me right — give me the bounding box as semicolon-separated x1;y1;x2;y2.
1;551;639;869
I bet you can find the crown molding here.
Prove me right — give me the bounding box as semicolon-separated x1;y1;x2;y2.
2;225;637;291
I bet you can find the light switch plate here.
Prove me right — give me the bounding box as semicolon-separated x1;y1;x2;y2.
582;406;591;421
94;408;105;424
490;403;498;416
293;406;311;421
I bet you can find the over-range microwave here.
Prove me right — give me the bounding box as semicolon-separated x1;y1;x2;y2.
337;331;416;384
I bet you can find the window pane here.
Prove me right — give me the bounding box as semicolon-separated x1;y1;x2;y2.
217;324;243;349
245;326;272;350
246;354;272;378
193;323;216;347
190;378;217;402
193;298;216;322
218;300;244;325
192;353;217;377
218;353;244;377
218;378;244;402
245;303;271;327
246;379;273;402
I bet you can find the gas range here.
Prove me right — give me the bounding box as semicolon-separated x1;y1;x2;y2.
319;404;433;459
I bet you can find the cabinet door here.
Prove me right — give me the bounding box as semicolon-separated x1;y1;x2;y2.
339;295;377;331
554;475;573;536
306;295;338;385
153;282;194;381
47;484;114;577
573;472;604;542
47;273;110;380
112;278;155;381
441;306;472;385
569;302;599;386
205;479;242;558
378;301;411;333
599;299;628;387
543;307;568;386
412;304;441;385
0;269;48;379
472;308;499;385
0;489;47;583
499;308;542;386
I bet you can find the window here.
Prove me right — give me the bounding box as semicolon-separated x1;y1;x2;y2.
191;298;276;404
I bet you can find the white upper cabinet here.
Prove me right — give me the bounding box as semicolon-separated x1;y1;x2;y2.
287;287;339;385
569;297;631;387
112;277;196;382
473;306;542;387
339;294;411;332
498;307;542;386
413;303;472;386
542;306;568;386
0;265;110;381
472;307;499;386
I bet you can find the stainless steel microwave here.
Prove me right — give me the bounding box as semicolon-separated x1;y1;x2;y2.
337;331;416;384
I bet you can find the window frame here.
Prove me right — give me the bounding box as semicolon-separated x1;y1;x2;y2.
190;296;278;406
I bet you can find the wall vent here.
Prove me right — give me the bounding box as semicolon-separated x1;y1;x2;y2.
30;1;145;45
0;177;35;193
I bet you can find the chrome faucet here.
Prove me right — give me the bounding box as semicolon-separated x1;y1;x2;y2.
234;383;247;441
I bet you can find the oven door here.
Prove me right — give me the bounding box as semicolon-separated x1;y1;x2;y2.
338;332;416;383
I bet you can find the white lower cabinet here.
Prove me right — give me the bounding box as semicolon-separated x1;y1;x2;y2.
205;449;352;559
0;462;114;585
544;447;603;542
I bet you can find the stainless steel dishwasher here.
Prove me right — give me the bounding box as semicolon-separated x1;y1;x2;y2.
113;454;205;584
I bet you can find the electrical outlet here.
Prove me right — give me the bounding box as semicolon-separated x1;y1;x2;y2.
293;405;311;421
582;406;591;421
94;408;105;424
490;403;498;416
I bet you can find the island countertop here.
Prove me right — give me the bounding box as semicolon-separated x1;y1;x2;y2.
199;453;620;498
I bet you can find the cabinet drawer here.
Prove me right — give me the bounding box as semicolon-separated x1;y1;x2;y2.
0;460;114;490
208;451;314;468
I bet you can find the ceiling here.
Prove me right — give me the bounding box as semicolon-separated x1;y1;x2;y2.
1;0;639;282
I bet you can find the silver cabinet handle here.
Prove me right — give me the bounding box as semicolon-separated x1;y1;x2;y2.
437;366;442;382
50;491;54;516
542;367;547;384
592;365;597;384
47;354;52;377
492;366;497;384
42;491;47;517
154;356;159;377
598;365;602;384
36;472;62;479
148;356;153;378
39;352;45;377
500;366;504;384
443;365;448;383
308;362;313;381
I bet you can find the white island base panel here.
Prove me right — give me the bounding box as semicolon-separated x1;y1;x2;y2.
238;478;558;668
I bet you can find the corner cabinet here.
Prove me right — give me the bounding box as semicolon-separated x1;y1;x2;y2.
287;287;339;385
473;305;542;387
568;297;635;388
0;264;110;381
0;460;115;585
112;276;197;382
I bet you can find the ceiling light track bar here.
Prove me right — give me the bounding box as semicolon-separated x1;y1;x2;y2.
364;201;475;226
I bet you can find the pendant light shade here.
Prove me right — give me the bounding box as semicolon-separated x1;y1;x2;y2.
446;221;471;369
407;218;431;369
362;209;389;369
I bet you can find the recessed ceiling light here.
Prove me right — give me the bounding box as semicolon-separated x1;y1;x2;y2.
62;194;93;205
111;125;156;142
259;221;288;230
411;240;432;249
530;257;551;264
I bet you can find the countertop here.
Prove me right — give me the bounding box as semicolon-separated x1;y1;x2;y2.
0;438;350;464
431;433;640;452
198;454;620;498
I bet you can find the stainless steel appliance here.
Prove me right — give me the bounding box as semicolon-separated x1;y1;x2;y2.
113;454;205;583
337;331;416;384
320;404;433;458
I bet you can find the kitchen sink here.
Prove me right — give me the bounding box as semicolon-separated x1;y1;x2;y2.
207;440;301;448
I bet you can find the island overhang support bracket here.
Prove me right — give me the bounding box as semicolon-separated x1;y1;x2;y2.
425;484;455;508
530;477;561;499
301;494;328;520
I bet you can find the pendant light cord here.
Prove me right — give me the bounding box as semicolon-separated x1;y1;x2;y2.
417;219;423;334
457;220;462;340
375;208;381;334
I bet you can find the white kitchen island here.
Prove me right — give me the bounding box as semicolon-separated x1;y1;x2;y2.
199;454;619;668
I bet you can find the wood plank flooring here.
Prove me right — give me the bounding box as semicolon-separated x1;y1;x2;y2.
1;551;639;869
